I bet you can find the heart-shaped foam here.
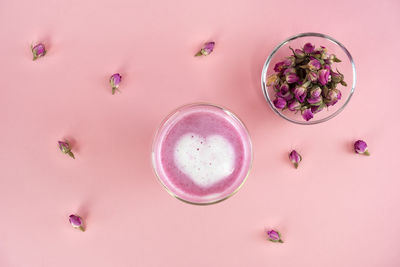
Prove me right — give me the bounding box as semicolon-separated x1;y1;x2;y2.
174;133;235;187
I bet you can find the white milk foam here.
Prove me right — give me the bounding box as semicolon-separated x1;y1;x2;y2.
174;133;235;187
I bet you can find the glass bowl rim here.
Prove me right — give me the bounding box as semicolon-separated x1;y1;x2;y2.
261;32;356;125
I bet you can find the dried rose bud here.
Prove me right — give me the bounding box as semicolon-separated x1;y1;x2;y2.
277;83;293;100
195;41;215;56
274;61;287;73
294;86;307;103
307;71;318;82
266;229;283;243
328;54;341;64
288;100;301;111
330;71;342;83
319;46;329;60
294;48;305;58
266;74;279;87
326;89;342;106
280;83;289;94
310;86;322;98
289;149;302;168
58;140;75;159
303;43;315;54
307;95;322;106
307;58;321;70
273;97;287;109
354;140;370;156
286;73;299;84
318;69;330;85
110;73;122;95
283;57;295;67
311;104;324;114
302;108;313;121
69;214;85;231
31;43;46;60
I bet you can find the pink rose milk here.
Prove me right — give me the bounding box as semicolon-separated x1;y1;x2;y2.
152;104;252;204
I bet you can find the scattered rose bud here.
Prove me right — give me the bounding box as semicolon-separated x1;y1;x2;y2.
266;229;283;243
31;43;46;60
273;97;287;109
195;41;215;56
354;140;370;156
289;149;302;168
110;73;122;95
302;108;314;121
303;42;315;54
58;140;75;159
69;214;85;231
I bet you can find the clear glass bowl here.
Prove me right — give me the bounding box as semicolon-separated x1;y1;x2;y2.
261;32;356;125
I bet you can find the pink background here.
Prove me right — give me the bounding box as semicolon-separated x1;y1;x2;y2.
1;0;399;266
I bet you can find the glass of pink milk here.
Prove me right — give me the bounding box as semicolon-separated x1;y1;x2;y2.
152;103;252;205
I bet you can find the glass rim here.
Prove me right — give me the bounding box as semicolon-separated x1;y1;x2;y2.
151;102;253;205
261;32;357;125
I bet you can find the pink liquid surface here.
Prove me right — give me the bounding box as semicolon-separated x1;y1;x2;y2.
152;104;252;204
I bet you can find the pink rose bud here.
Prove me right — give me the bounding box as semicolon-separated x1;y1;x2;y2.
303;43;315;54
69;214;85;231
31;43;46;61
283;57;295;67
311;104;324;114
110;73;122;95
331;71;344;83
286;73;299;84
266;229;283;243
289;149;302;169
288;100;301;111
307;58;321;70
294;48;305;58
58;140;75;159
354;140;370;156
329;54;341;64
266;74;279;87
307;71;318;82
294;86;307;103
274;61;286;73
318;69;330;86
310;86;322;98
273;97;287;109
195;41;215;56
302;108;314;121
326;89;342;107
307;95;322;106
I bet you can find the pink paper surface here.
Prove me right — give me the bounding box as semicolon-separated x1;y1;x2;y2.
0;0;399;266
